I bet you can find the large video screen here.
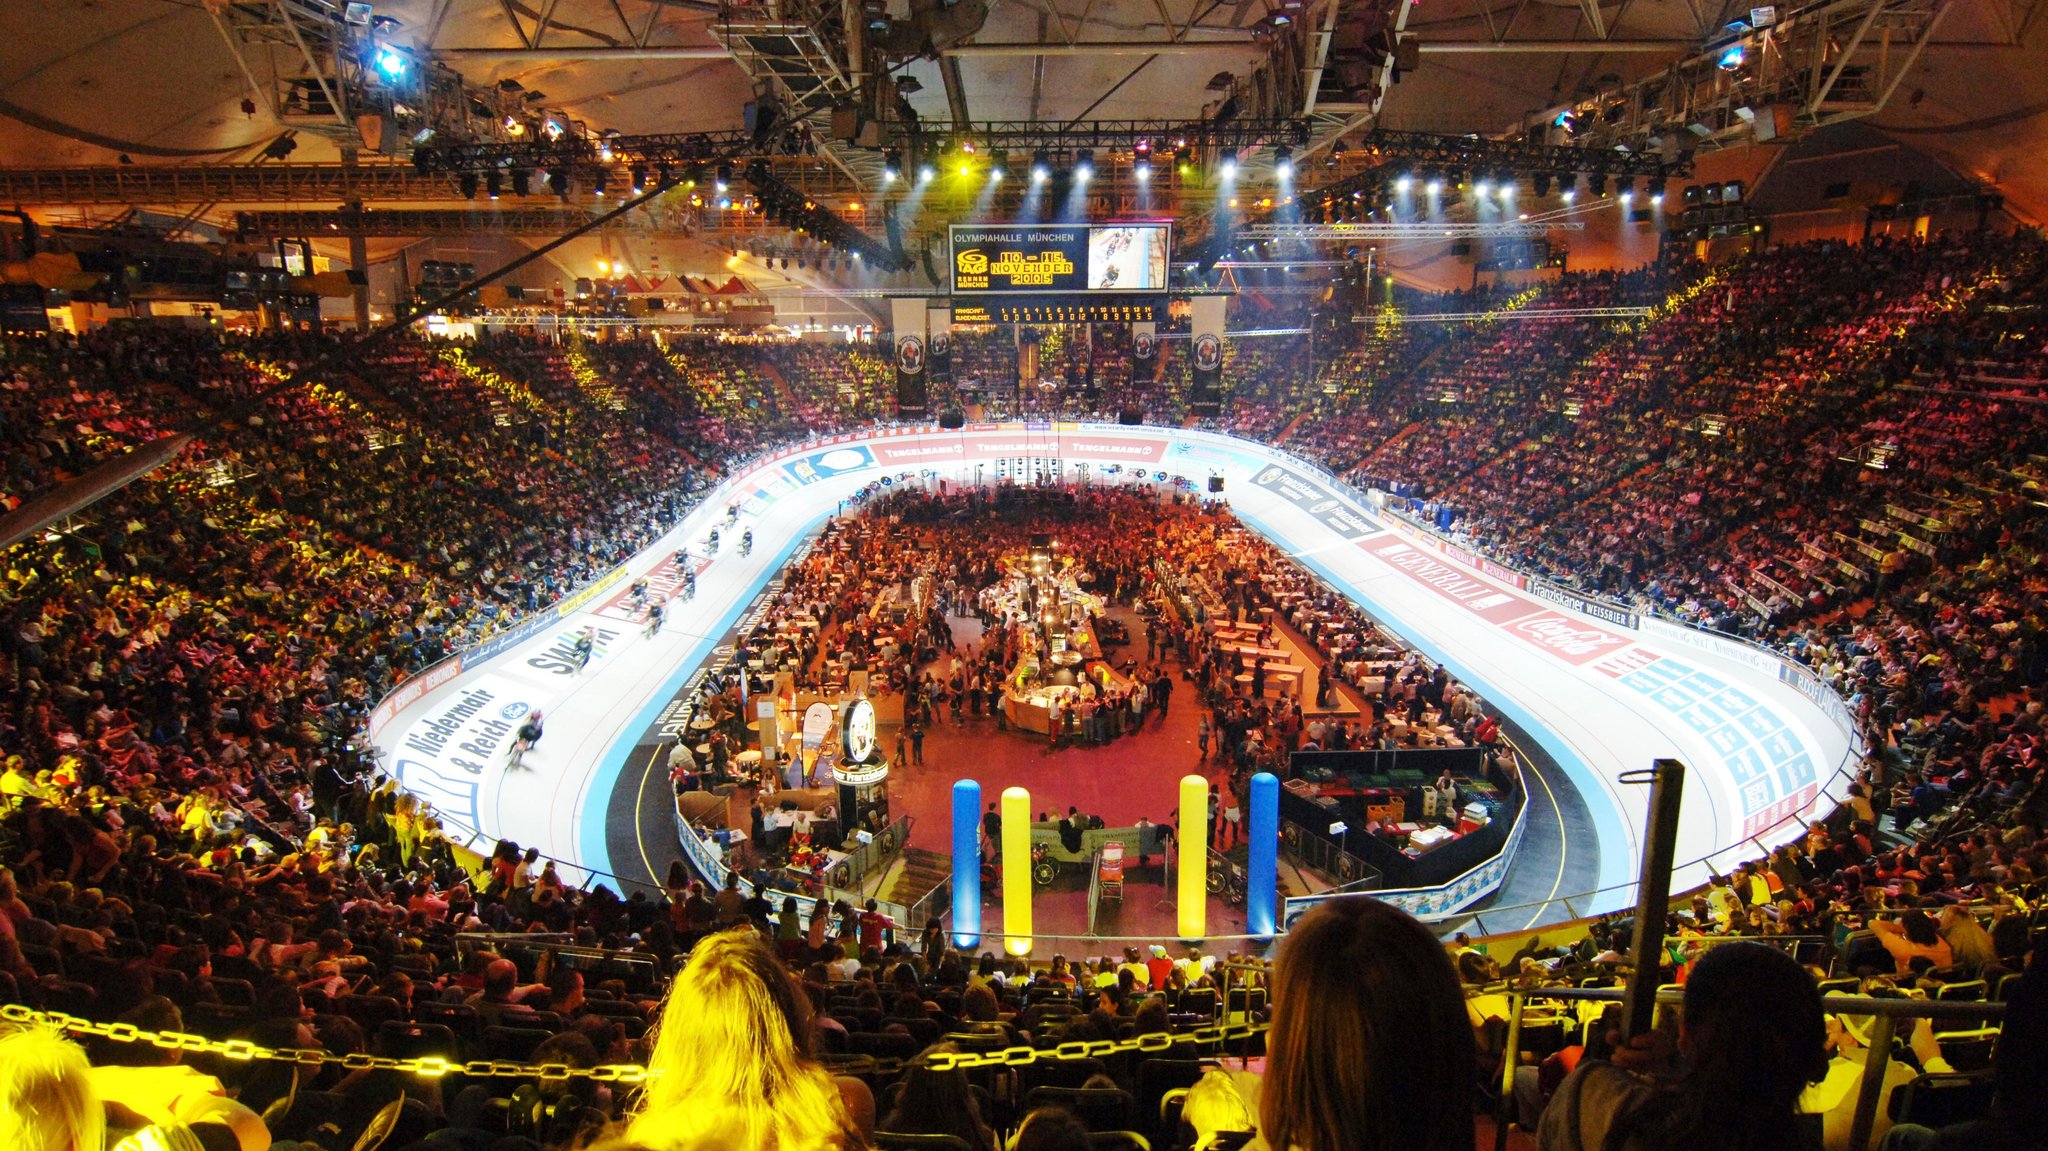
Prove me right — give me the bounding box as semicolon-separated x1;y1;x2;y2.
951;223;1170;295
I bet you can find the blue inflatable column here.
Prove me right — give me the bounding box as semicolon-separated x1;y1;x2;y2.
1247;772;1280;937
951;779;982;949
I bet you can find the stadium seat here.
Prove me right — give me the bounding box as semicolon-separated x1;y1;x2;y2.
1888;1071;1995;1128
875;1135;974;1151
485;1025;555;1061
1023;1086;1136;1131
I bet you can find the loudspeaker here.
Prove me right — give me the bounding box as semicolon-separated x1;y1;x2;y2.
1208;476;1225;493
1118;410;1144;425
938;410;965;429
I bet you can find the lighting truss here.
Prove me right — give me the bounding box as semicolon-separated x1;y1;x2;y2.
1359;306;1655;323
413;130;763;174
1239;221;1580;239
945;119;1312;152
1354;128;1692;179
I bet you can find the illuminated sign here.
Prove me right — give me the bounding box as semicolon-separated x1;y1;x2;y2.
951;296;1163;325
950;224;1170;295
840;698;878;764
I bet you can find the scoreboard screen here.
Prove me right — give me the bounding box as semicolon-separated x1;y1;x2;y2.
950;223;1171;295
951;296;1163;324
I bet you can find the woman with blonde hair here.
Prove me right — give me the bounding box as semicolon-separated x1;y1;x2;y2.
628;928;872;1151
0;1026;104;1151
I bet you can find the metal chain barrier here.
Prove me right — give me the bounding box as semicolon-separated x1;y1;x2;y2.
1;1003;1266;1081
915;1020;1268;1072
0;1004;651;1085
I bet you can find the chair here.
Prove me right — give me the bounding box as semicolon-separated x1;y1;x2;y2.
375;1021;458;1061
483;1025;554;1061
884;1016;942;1045
17;943;64;979
185;1001;248;1035
874;1135;975;1151
1134;1060;1209;1145
1888;1072;1995;1129
1023;1086;1136;1132
850;1031;922;1062
1021;1057;1108;1093
1518;1016;1569;1062
1176;988;1218;1019
416;1001;485;1051
210;977;256;1008
40;980;98;1017
1933;1030;2000;1072
339;994;404;1033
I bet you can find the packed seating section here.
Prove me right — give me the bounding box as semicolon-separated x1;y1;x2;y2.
3;228;2047;1150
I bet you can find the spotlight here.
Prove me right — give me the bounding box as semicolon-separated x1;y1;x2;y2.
1134;156;1152;182
1588;172;1607;197
715;164;732;192
1718;44;1745;70
1498;179;1514;201
1648;176;1667;205
509;168;531;196
1273;145;1293;178
1425;175;1443;194
1075;150;1094;182
1219;155;1238;179
375;48;407;78
918;163;935;183
458;171;479;199
631;165;647;193
593;169;608;197
1474;176;1493;195
1617;176;1635;202
881;149;900;182
1532;172;1551;197
1394;173;1412;192
1561;186;1576;203
546;166;569;196
990;151;1007;181
486;170;502;199
1031;150;1051;183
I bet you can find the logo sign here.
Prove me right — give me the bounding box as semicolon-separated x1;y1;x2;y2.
1253;462;1382;541
896;334;926;375
1133;331;1156;360
930;329;952;357
801;702;835;750
841;698;879;764
784;444;876;485
1193;333;1223;372
1506;613;1634;665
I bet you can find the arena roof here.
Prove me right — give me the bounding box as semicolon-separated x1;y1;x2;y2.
3;0;2043;289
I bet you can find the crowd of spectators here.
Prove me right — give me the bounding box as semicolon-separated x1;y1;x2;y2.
4;226;2048;1151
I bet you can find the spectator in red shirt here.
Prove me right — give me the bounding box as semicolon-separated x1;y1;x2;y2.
858;898;894;953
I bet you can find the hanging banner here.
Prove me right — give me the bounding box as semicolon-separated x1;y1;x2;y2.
892;297;929;418
928;309;953;383
1188;296;1226;416
1131;321;1158;386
